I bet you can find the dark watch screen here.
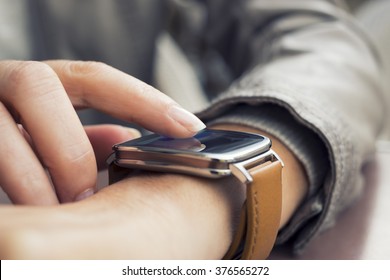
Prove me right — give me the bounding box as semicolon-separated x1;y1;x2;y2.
117;129;268;155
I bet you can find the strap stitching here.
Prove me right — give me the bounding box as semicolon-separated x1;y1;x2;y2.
250;190;259;258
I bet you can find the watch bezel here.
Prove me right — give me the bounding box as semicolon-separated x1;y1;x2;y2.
111;129;272;178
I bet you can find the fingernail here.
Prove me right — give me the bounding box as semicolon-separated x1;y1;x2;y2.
74;188;95;202
168;105;206;133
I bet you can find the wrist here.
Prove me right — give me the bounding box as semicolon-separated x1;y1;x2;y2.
100;171;245;259
209;123;309;229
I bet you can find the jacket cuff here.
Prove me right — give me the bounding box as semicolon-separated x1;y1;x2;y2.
198;101;330;253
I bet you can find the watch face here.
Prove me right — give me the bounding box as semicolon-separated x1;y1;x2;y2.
114;129;270;162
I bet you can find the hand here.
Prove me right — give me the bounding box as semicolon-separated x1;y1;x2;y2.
0;124;308;259
0;60;205;205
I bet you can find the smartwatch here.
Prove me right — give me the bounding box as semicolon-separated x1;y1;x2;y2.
107;129;283;259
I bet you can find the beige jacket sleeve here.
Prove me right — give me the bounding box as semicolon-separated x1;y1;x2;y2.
187;0;387;253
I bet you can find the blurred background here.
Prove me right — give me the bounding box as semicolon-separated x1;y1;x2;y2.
349;0;390;141
77;0;390;138
351;0;390;107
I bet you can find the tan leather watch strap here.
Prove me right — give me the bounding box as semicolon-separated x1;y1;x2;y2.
224;160;283;259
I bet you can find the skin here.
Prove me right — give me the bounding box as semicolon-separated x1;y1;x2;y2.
0;60;205;205
0;61;308;259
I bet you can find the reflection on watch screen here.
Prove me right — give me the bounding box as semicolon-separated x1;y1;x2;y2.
127;129;265;154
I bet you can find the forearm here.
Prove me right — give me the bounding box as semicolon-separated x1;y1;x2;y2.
0;172;243;259
94;171;245;259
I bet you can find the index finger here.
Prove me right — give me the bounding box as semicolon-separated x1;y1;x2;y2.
45;60;206;138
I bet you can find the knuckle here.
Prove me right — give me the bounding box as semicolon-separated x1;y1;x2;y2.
59;61;111;107
4;61;59;104
54;142;96;183
67;60;110;77
66;144;96;167
7;61;54;87
46;144;97;201
54;146;95;175
44;139;95;172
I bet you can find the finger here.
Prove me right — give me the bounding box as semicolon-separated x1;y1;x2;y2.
44;60;206;138
0;102;58;205
0;61;97;203
84;125;141;170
